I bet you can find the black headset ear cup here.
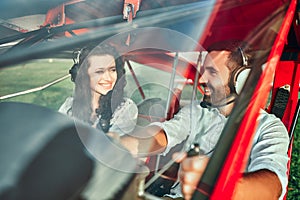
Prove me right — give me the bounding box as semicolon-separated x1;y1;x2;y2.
69;63;79;82
234;68;251;95
69;48;84;82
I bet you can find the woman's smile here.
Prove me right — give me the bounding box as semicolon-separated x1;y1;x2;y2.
88;54;117;95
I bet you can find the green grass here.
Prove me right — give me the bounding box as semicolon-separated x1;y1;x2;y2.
0;59;74;110
0;59;299;199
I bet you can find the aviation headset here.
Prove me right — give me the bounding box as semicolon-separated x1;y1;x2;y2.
229;47;251;95
69;48;84;82
69;45;125;83
200;42;251;108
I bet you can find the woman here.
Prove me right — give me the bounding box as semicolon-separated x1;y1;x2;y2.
59;44;138;135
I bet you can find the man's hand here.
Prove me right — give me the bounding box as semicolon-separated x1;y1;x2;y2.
173;152;210;200
174;151;282;200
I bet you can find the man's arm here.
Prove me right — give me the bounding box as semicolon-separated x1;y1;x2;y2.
177;153;282;200
120;125;168;157
232;169;282;200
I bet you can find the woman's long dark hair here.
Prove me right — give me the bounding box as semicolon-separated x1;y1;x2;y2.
72;44;125;132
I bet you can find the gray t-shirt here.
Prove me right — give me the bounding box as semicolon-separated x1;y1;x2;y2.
152;103;289;200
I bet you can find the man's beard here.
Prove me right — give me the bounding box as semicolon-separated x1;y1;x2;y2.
202;94;212;104
201;85;233;107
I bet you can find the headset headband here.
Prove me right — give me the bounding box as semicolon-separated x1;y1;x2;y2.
231;47;250;94
238;47;248;67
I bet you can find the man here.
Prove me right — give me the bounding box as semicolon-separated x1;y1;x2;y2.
120;40;289;199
